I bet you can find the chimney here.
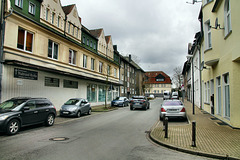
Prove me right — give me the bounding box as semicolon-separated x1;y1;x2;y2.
129;54;131;62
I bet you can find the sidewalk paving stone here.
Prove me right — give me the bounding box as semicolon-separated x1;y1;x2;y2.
150;100;240;159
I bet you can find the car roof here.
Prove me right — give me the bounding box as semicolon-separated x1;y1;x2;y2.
10;97;48;100
132;96;145;98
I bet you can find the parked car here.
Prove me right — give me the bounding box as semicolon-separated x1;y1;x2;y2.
163;91;171;100
111;97;129;107
130;96;150;110
171;92;179;99
60;98;91;117
0;97;56;135
159;100;186;120
148;94;155;100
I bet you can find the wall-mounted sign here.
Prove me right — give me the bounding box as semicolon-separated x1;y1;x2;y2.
14;68;38;80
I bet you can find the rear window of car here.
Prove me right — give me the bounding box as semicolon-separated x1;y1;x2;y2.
172;92;178;96
163;101;183;106
132;97;145;100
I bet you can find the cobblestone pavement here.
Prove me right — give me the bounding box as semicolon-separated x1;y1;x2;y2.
150;100;240;160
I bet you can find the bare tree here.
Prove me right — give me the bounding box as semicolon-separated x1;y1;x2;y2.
172;66;182;89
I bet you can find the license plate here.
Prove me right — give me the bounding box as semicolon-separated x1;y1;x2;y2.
135;103;139;105
168;109;178;112
63;112;69;114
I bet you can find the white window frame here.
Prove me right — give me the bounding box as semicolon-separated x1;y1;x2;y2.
57;16;61;28
28;2;36;15
83;54;87;68
223;73;230;118
48;40;58;60
216;76;221;115
205;20;212;50
107;65;110;76
15;0;23;8
69;49;76;65
46;8;49;21
114;68;117;77
17;27;34;53
224;0;232;36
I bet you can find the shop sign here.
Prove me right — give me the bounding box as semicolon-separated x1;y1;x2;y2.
14;68;38;80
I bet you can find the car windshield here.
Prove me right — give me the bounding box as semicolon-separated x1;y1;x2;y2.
64;99;80;105
0;99;27;111
163;101;183;106
164;93;169;95
115;97;124;100
172;93;178;96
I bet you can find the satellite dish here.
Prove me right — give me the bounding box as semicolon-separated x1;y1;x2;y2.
215;17;219;29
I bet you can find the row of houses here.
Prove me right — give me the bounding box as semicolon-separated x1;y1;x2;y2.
0;0;150;110
182;0;240;128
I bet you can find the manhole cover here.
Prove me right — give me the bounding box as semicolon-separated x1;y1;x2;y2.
49;137;69;141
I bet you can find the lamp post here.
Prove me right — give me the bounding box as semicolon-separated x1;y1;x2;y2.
186;55;195;115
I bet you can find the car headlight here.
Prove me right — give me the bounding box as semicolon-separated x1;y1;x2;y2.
0;115;9;121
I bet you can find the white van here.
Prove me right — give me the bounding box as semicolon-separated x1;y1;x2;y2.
163;91;171;100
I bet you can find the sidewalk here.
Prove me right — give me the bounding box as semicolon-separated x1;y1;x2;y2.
150;100;240;160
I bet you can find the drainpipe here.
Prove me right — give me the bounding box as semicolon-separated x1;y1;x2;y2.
64;15;67;36
0;3;13;102
198;45;202;110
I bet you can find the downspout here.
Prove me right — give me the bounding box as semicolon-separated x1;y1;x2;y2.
64;15;67;36
198;45;202;110
0;3;13;102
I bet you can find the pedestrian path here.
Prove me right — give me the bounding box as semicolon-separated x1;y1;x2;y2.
150;100;240;159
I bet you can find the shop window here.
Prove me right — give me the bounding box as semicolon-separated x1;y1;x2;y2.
87;84;97;102
45;77;59;87
98;85;106;102
17;27;33;52
63;80;78;89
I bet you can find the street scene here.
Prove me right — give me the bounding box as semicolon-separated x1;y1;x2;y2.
1;0;240;160
0;98;213;160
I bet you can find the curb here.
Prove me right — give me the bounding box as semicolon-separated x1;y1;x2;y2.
148;131;240;160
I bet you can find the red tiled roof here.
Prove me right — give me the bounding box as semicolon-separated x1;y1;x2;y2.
105;35;111;44
62;4;75;15
89;28;103;38
145;71;171;84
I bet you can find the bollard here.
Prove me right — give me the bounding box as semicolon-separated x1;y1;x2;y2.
164;117;168;138
163;114;166;126
192;121;196;147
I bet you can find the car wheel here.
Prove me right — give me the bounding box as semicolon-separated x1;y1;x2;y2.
123;103;125;107
45;114;55;126
76;111;81;118
7;119;20;135
88;109;92;115
130;106;133;110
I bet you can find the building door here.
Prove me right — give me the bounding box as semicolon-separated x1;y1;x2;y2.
210;80;214;114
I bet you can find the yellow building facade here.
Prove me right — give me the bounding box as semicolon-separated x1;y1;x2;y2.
201;0;240;128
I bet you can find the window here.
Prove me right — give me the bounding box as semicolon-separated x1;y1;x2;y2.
68;23;70;33
57;17;61;27
48;40;58;60
28;2;36;15
223;73;230;118
121;74;124;81
205;21;212;49
87;84;97;102
45;77;59;87
63;80;78;89
83;54;87;68
87;39;89;46
91;58;95;70
107;65;110;75
52;12;55;24
83;37;86;44
90;41;93;48
17;27;33;52
204;82;207;102
98;85;106;102
114;68;117;77
207;81;210;103
76;29;78;38
216;77;221;115
224;0;231;36
99;62;103;73
69;49;76;65
15;0;23;8
46;8;49;21
93;43;96;50
72;26;74;36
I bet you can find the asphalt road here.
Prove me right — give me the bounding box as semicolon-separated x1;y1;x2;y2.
0;98;213;160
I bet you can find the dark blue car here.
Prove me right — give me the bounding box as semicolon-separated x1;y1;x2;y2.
111;97;129;107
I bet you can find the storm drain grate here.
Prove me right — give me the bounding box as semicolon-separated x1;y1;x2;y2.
49;137;69;141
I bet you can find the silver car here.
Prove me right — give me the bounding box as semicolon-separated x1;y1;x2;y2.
60;98;91;118
159;100;186;120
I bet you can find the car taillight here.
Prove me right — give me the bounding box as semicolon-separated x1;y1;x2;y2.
161;108;166;112
141;100;145;102
180;107;186;112
53;106;56;110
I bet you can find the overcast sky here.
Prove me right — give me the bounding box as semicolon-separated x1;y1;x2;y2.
61;0;202;78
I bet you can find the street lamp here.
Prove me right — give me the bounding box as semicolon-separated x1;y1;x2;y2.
186;54;195;115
